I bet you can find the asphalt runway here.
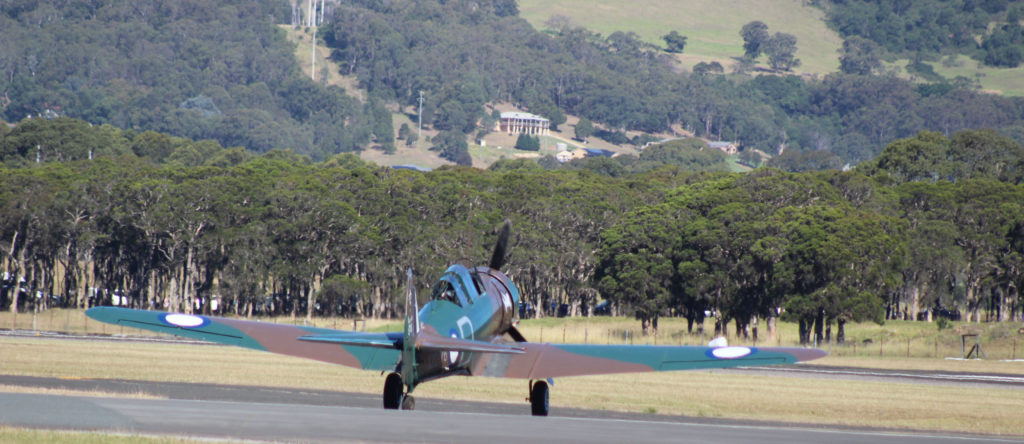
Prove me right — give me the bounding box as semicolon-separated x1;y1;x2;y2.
3;391;1023;444
2;375;1023;443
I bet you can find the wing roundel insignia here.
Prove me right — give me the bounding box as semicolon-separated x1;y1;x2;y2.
708;346;753;359
160;313;210;329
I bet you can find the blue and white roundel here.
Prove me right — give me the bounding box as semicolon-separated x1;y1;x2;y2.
448;328;461;363
160;313;209;329
709;346;753;360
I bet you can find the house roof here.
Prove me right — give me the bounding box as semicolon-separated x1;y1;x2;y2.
500;111;549;122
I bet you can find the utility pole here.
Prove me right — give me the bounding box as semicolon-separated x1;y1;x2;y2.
417;91;424;144
311;21;317;81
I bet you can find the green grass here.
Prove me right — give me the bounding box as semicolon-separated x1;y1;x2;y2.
518;0;843;75
921;54;1024;96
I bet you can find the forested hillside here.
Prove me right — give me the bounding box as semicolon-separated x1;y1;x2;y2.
0;0;380;160
3;0;1024;168
827;0;1024;67
2;121;1022;345
323;0;1024;167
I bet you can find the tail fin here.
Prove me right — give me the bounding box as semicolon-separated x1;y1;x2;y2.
401;269;418;388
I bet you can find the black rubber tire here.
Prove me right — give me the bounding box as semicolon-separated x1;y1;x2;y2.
383;372;403;409
401;395;415;410
530;380;549;416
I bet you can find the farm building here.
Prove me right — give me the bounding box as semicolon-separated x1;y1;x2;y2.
708;141;738;155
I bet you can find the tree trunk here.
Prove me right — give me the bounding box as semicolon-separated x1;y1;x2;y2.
813;311;824;346
999;286;1010;322
184;247;195;314
837;319;846;344
750;315;759;343
798;319;809;345
306;280;316;322
9;247;25;314
909;285;921;321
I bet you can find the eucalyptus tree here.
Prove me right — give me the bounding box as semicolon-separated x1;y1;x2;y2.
596;204;680;335
951;180;1024;322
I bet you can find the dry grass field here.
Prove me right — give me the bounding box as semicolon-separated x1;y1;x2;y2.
2;309;1023;435
2;335;1023;435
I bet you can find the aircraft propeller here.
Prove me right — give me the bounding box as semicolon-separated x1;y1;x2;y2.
488;219;528;343
488;219;511;271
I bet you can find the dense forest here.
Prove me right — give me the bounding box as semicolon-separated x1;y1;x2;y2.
0;0;381;160
2;120;1022;345
3;0;1024;169
826;0;1024;68
322;0;1024;166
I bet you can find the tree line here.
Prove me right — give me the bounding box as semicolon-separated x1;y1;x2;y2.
2;121;1022;346
324;0;1024;168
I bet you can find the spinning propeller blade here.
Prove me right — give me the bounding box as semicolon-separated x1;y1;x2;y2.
489;219;512;270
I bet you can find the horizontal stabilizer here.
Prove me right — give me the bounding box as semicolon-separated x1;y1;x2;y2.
298;332;403;349
416;331;526;355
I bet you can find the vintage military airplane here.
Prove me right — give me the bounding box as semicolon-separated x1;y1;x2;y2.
86;221;826;416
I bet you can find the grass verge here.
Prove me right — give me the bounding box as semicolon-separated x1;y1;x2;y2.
0;426;227;444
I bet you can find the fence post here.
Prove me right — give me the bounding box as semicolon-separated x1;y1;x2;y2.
879;338;883;357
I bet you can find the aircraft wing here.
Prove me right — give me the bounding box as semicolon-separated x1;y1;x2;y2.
470;342;826;379
85;307;400;371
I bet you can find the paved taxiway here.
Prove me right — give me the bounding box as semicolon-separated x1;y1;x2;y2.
2;376;1022;443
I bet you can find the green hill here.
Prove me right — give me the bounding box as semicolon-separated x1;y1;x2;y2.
518;0;843;75
519;0;1024;96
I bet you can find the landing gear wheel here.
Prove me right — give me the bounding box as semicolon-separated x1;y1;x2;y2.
383;372;403;409
529;380;549;416
401;395;416;410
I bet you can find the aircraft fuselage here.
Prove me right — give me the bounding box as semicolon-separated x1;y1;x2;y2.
411;264;520;385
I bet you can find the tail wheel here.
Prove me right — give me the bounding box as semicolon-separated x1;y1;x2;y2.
401;395;416;410
529;380;549;416
383;372;403;409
